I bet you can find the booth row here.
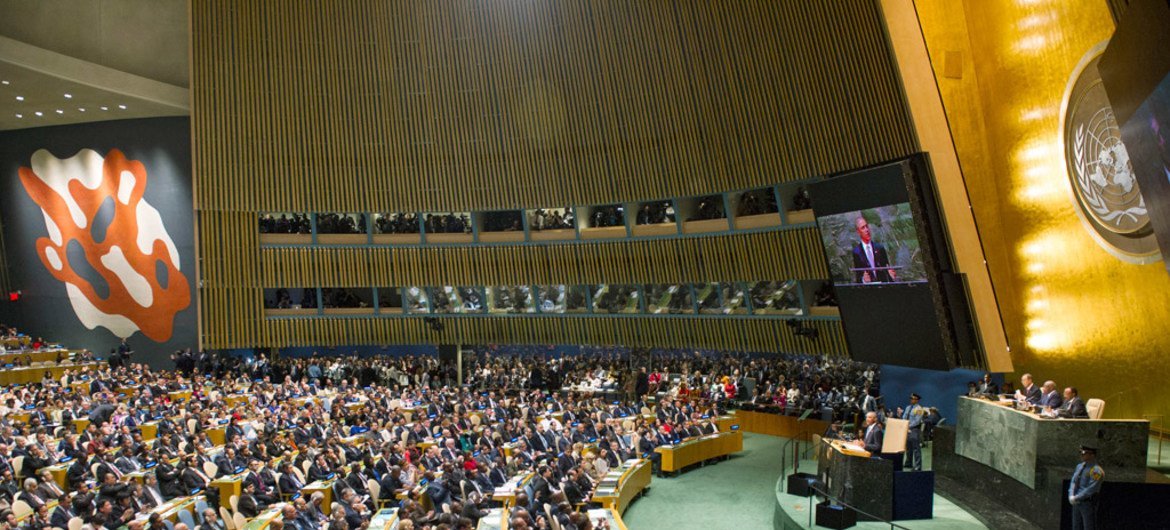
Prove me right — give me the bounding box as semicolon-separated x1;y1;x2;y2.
265;280;841;318
259;181;818;246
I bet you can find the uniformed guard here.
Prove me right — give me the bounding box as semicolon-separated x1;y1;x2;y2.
898;393;925;471
1069;444;1104;530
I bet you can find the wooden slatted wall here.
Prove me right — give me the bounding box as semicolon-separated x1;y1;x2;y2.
191;0;917;353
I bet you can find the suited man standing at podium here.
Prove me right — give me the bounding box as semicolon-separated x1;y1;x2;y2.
858;411;884;454
851;217;897;283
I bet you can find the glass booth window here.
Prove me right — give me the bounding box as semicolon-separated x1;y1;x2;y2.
488;286;535;313
748;280;802;315
592;284;640;314
645;284;694;314
317;213;367;234
374;213;420;234
404;286;430;313
431;286;485;314
537;285;568;313
696;282;748;314
259;213;311;234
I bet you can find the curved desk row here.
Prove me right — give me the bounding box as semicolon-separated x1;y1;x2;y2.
591;458;652;514
655;431;743;475
476;507;629;530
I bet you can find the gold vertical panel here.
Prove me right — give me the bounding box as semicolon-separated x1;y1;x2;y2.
914;0;1170;420
194;0;915;350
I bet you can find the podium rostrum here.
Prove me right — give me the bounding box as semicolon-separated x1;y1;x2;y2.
816;437;934;522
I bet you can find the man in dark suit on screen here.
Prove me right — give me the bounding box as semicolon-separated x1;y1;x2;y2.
851;216;897;283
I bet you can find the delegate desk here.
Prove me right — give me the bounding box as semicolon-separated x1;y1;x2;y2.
734;409;829;439
655;431;742;474
955;396;1149;489
492;472;534;506
0;361;105;385
591;458;651;514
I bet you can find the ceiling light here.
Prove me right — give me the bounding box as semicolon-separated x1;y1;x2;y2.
100;106;108;111
78;107;86;112
15;96;23;101
118;104;127;110
15;114;22;118
34;111;42;116
64;93;72;99
55;109;63;114
1;80;9;85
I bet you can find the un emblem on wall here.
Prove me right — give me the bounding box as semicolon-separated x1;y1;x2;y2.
1061;41;1159;262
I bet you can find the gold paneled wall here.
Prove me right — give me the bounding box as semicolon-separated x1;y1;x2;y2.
915;0;1170;421
191;0;918;351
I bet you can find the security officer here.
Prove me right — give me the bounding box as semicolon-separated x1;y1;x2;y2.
897;393;925;471
1069;444;1104;530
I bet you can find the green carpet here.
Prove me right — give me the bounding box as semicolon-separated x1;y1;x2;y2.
622;432;786;530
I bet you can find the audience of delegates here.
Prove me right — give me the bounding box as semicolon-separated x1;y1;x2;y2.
736;190;778;217
0;341;884;530
259;214;312;235
317;214;366;235
529;209;575;231
375;214;420;235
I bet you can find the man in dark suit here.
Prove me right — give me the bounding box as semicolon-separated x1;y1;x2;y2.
1040;381;1063;409
851;216;896;283
1015;373;1042;405
860;412;884;454
1057;387;1090;419
976;373;999;396
278;462;305;497
237;481;267;518
49;493;76;529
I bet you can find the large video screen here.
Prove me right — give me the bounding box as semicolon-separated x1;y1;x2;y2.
811;156;970;371
817;204;928;286
1119;72;1170;272
1100;0;1170;273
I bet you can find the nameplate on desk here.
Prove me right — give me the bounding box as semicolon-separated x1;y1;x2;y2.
730;425;740;430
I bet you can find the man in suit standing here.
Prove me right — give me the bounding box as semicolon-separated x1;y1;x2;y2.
858;412;884;454
1057;388;1090;419
851;216;897;283
1069;445;1104;530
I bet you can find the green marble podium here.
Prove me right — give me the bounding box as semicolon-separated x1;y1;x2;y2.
954;396;1148;489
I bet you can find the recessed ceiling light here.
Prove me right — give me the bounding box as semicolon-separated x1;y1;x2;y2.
64;93;72;99
100;106;108;111
1;80;9;85
55;109;63;114
15;113;22;118
34;111;42;116
78;107;86;112
15;96;23;101
118;104;127;110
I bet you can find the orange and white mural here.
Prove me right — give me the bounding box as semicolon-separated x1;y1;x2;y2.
17;148;191;342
